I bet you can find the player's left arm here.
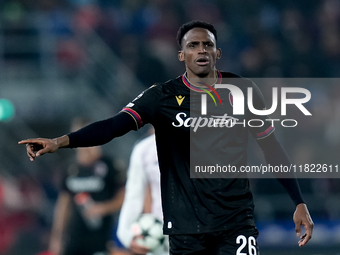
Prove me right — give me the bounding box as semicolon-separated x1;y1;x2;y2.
257;133;314;246
249;80;314;246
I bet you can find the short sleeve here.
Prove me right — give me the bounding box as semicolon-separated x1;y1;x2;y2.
120;85;161;130
247;81;275;140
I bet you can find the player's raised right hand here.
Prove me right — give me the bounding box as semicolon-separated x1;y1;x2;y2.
18;138;61;161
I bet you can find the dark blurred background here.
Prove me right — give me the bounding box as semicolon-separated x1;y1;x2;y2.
0;0;340;254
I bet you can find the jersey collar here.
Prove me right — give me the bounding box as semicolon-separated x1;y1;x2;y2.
181;70;222;92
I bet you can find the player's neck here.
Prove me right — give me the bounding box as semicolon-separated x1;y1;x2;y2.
185;69;218;87
184;69;220;89
186;69;217;81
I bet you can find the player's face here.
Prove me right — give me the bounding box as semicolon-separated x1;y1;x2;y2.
178;28;221;79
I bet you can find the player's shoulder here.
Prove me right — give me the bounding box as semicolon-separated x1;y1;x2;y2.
141;80;172;94
220;71;242;79
154;76;183;87
220;71;256;88
164;75;189;94
145;76;187;96
220;71;250;82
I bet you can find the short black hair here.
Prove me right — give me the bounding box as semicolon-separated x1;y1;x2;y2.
176;20;217;49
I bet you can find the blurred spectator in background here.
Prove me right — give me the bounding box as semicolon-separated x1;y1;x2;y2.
0;173;46;255
49;117;125;255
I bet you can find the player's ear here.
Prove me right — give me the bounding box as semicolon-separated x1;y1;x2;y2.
178;50;185;62
216;48;222;60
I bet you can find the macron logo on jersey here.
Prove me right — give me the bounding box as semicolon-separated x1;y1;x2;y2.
175;95;185;106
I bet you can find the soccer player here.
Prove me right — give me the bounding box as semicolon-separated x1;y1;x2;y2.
48;117;125;255
19;21;313;254
117;131;169;255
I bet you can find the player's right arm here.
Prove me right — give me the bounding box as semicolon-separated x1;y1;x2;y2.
18;112;137;161
19;84;160;161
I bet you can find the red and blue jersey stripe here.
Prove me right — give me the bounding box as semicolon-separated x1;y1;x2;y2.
256;125;275;139
121;108;143;130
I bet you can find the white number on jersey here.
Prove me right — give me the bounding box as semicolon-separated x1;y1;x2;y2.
236;235;257;255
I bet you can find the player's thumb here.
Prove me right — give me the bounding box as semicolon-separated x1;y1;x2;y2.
295;222;301;237
36;147;50;157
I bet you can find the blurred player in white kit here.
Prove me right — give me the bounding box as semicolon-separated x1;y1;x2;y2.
117;130;168;255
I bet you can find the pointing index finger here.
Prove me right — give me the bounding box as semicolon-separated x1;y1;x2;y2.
18;139;40;145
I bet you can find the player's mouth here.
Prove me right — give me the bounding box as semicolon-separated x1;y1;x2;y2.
196;57;209;66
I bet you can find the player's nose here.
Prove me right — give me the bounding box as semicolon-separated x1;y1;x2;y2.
198;43;207;53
